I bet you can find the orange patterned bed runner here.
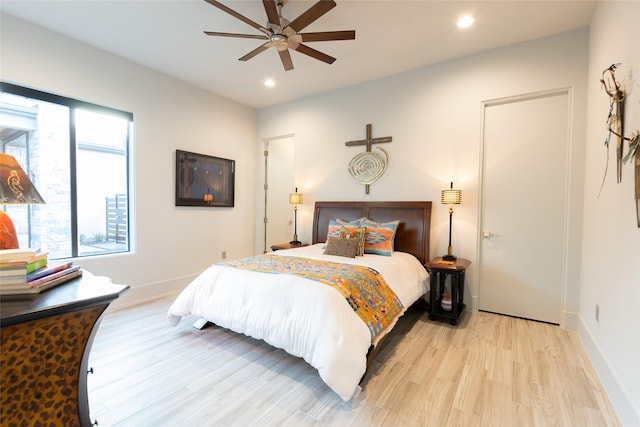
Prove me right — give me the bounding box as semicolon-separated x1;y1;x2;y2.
222;255;404;346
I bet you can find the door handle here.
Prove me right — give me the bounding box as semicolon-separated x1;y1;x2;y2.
482;231;495;238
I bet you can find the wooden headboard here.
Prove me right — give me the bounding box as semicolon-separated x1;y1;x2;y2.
312;201;432;264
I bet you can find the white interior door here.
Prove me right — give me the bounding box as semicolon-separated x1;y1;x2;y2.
479;90;569;324
265;136;295;251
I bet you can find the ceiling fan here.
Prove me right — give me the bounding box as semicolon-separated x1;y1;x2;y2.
203;0;355;71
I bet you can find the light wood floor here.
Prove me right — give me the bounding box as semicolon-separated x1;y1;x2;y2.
88;296;621;426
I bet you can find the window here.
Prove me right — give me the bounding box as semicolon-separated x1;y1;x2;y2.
1;82;132;259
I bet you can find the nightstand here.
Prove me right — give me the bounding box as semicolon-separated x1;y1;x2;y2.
424;257;471;325
270;242;308;251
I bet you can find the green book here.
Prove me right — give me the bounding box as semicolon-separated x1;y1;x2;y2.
0;252;48;277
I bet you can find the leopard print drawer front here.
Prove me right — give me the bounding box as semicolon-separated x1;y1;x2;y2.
1;305;106;427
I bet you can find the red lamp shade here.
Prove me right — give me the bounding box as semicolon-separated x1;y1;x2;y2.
0;153;45;249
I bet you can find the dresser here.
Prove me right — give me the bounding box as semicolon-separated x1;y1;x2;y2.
0;272;129;426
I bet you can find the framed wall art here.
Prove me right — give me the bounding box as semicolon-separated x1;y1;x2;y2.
175;149;235;207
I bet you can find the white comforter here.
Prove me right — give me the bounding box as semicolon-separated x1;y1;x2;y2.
167;244;428;401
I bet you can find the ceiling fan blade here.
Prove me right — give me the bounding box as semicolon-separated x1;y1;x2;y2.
287;0;336;33
300;30;355;42
204;31;269;40
204;0;270;36
278;49;294;71
262;0;280;28
292;43;336;64
239;43;271;61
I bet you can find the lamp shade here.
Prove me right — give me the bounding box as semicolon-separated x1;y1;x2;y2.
441;189;461;204
1;153;45;204
441;182;461;205
289;189;303;205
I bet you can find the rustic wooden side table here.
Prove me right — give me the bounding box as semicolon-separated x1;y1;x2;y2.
424;257;471;325
270;242;308;251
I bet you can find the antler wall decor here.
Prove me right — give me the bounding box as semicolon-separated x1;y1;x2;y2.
599;63;640;227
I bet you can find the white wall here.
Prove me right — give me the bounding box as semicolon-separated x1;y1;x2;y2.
1;14;259;303
580;2;640;425
257;28;589;326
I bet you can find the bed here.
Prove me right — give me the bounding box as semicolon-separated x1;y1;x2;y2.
167;201;432;401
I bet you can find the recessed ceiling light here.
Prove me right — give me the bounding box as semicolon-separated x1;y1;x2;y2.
457;15;475;29
264;78;275;87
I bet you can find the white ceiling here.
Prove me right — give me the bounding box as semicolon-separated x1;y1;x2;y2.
1;0;596;109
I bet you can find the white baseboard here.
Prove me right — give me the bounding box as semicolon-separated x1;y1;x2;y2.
562;310;579;331
577;316;640;426
108;274;196;310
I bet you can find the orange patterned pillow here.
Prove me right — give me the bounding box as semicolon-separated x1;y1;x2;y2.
336;217;367;226
361;219;400;256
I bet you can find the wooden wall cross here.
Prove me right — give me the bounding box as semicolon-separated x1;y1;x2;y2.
345;123;392;194
345;123;392;152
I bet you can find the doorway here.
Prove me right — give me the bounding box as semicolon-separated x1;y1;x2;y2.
263;135;295;252
478;89;570;324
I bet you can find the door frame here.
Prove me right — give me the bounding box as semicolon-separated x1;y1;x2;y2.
262;134;295;253
476;88;574;327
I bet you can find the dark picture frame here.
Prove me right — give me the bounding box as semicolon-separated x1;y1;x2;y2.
175;149;235;207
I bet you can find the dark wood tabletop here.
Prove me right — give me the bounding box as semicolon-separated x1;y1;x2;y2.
1;272;129;326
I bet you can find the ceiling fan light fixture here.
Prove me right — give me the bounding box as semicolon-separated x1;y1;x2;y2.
264;78;275;87
270;34;287;43
457;15;475;29
270;33;289;50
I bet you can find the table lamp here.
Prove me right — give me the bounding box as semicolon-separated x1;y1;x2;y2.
0;153;45;249
288;187;303;245
441;181;461;261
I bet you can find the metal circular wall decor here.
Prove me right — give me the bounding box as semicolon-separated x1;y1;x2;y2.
348;147;388;185
344;123;393;194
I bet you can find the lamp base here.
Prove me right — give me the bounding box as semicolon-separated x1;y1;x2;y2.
443;245;456;262
290;231;300;246
0;210;20;250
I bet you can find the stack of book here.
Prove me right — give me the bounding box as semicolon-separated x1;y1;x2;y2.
0;248;82;295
